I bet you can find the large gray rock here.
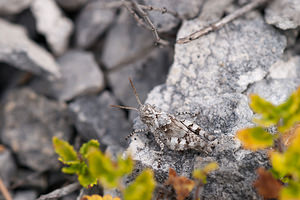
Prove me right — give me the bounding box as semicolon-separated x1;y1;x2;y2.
265;0;300;30
126;14;287;199
56;0;87;11
142;0;205;32
31;0;73;56
75;0;116;48
1;88;72;171
0;19;60;79
31;50;105;101
69;91;131;148
0;0;32;15
169;15;286;96
101;9;153;70
0;147;17;186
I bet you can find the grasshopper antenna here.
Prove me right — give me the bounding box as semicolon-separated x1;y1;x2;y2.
110;105;138;111
129;78;143;107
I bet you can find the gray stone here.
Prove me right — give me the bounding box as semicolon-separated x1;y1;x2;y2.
101;9;153;70
11;169;48;190
247;79;300;106
0;19;60;79
14;190;37;200
268;55;300;80
1;88;72;171
31;50;105;101
196;0;234;22
265;0;300;30
0;147;17;186
0;0;32;15
56;0;87;11
107;47;172;119
0;63;26;97
31;0;73;56
69;91;131;148
76;0;116;48
141;0;205;32
169;16;286;96
126;14;287;199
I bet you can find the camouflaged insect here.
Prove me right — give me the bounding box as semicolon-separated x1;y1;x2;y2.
111;79;218;153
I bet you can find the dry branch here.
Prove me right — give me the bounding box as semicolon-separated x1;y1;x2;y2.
0;178;12;200
36;182;80;200
100;0;177;46
177;0;271;44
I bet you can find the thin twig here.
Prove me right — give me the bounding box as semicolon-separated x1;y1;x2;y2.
194;182;203;200
101;1;181;19
130;0;170;46
138;4;182;19
123;1;151;30
177;0;271;44
98;0;178;45
0;178;12;200
36;182;80;200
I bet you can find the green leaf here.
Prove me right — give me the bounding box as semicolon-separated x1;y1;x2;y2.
78;164;98;188
61;162;81;174
280;181;300;200
123;169;156;200
80;140;100;159
277;88;300;132
115;155;134;177
236;127;274;150
250;94;280;127
87;148;133;188
53;137;78;163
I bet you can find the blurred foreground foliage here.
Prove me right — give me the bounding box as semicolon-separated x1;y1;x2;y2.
53;137;218;199
236;87;300;200
53;137;154;200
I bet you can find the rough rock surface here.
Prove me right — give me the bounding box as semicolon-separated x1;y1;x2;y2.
0;88;72;171
0;148;17;186
56;0;87;11
126;15;287;199
31;50;105;101
0;19;60;78
69;91;131;148
265;0;300;30
31;0;73;56
101;9;153;70
76;0;116;48
0;0;32;15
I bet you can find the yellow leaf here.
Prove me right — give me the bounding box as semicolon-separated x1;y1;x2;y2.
236;127;274;150
124;169;156;200
193;162;219;184
82;194;121;200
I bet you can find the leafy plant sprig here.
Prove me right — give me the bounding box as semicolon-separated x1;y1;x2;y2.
236;87;300;199
53;137;155;200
